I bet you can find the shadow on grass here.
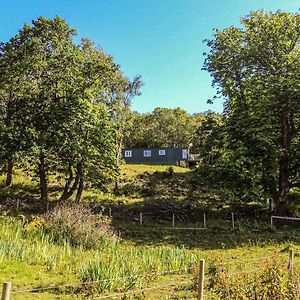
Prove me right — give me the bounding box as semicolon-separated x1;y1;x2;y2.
119;169;190;198
107;197;300;251
113;218;300;250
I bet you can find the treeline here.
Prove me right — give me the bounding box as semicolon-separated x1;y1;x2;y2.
124;107;221;153
194;10;300;213
0;17;141;203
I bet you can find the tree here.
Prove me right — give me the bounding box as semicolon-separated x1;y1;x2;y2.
203;10;300;211
77;39;142;194
0;17;85;202
0;17;130;203
192;112;225;164
124;107;195;149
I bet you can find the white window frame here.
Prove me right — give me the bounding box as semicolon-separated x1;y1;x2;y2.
143;150;152;157
182;149;188;159
159;149;166;156
124;150;132;158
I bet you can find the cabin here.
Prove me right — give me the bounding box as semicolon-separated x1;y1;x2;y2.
122;147;189;165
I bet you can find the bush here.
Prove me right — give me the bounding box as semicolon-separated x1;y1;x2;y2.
43;204;115;249
206;256;299;299
287;188;300;217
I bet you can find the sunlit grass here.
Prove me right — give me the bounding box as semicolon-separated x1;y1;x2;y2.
0;213;298;299
120;164;190;180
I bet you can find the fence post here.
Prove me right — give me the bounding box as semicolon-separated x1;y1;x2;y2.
172;213;175;228
109;207;112;217
231;213;235;229
270;216;273;230
139;212;143;225
289;248;294;275
198;259;205;300
1;282;11;300
203;213;206;229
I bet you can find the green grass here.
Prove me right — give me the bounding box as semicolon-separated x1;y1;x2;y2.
0;165;299;298
0;213;299;299
120;164;189;180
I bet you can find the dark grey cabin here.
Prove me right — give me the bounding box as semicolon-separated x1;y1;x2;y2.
122;147;189;165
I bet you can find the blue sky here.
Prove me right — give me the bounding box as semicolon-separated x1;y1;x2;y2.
0;1;299;114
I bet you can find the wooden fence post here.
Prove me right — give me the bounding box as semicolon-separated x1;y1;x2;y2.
1;282;11;300
289;248;294;275
270;216;273;230
203;213;206;229
172;213;175;228
198;259;205;300
109;207;112;217
231;213;235;229
139;212;143;225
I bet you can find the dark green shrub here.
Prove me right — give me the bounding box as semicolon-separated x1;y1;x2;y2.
287;188;300;217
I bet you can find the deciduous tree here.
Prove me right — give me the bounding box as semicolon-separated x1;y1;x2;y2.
204;10;300;211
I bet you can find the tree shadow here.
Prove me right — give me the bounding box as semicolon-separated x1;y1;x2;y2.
107;197;300;250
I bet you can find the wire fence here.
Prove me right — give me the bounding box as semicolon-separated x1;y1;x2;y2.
9;266;194;294
93;280;192;299
1;250;296;299
107;207;300;231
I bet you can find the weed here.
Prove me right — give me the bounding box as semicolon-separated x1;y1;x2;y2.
43;204;115;249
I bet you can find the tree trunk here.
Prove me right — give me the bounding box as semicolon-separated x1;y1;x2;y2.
114;180;119;195
276;110;293;213
75;161;84;203
60;162;73;200
277;152;290;211
113;134;122;195
60;163;80;201
5;159;13;186
38;152;48;203
61;167;72;199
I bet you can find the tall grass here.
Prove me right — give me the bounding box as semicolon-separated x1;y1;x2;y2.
206;255;300;299
0;215;199;294
0;214;299;298
81;246;198;292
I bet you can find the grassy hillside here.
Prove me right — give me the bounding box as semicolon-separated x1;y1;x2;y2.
0;164;299;299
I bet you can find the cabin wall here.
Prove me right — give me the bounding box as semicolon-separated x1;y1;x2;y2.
123;147;188;164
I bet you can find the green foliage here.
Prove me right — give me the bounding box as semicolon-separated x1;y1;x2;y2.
208;256;299;299
198;10;300;209
192;112;224;159
81;246;196;293
1;211;300;298
286;188;300;216
0;16;141;202
124;107;197;148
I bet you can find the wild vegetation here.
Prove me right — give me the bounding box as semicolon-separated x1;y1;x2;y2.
199;10;300;213
1;9;300;299
0;16;141;203
0;166;299;299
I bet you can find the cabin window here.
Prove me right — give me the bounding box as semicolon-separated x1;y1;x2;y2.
159;149;166;156
124;150;132;158
143;150;151;157
182;149;188;159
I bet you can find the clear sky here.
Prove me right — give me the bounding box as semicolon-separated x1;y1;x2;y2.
0;0;299;114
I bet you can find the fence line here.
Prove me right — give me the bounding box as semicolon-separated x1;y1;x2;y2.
3;250;295;300
110;207;300;232
10;266;194;294
9;254;284;294
271;215;300;221
216;254;284;267
271;215;300;229
93;280;191;299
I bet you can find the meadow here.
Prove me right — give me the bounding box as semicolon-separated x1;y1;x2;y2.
0;165;299;299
